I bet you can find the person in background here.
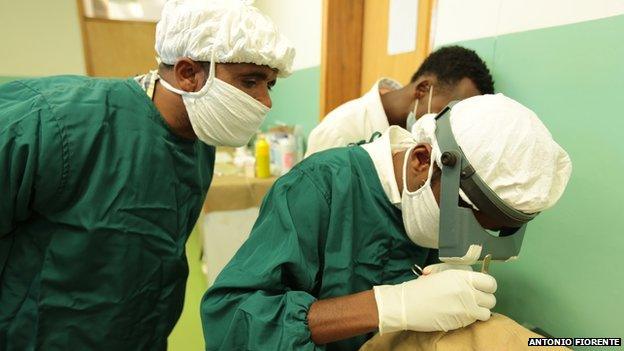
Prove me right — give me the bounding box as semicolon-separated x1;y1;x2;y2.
201;94;572;350
305;46;494;157
0;1;293;349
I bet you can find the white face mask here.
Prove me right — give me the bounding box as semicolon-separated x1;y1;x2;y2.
158;58;270;147
405;85;434;132
400;146;440;248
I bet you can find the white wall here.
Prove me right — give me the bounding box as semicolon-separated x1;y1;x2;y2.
0;0;86;76
255;0;322;71
433;0;624;46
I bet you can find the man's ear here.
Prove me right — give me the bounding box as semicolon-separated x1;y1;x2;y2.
410;144;433;174
173;58;206;92
412;78;433;99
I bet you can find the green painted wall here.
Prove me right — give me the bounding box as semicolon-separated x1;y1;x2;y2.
261;65;320;136
448;15;624;338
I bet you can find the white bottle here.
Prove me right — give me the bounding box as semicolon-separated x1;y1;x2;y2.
268;134;282;176
279;135;297;175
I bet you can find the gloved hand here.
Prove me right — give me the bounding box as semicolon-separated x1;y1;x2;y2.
373;270;497;334
422;262;473;275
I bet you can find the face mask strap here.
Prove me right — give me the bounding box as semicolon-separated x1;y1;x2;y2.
157;75;186;96
158;54;216;97
402;146;416;193
427;85;433;114
178;52;216;96
208;50;217;83
405;98;419;130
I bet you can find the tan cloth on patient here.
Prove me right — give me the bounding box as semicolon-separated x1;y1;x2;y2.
359;314;570;351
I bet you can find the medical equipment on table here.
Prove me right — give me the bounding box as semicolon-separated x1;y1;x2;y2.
435;103;538;264
266;125;305;176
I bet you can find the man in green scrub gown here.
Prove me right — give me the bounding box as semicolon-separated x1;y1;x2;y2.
0;1;294;350
201;94;572;350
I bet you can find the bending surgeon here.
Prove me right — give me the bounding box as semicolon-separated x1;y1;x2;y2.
0;0;293;350
200;94;572;350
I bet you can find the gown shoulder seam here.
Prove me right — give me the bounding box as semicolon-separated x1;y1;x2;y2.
15;81;70;198
298;169;331;205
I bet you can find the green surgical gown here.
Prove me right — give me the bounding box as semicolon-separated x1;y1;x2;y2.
0;76;215;350
201;146;434;350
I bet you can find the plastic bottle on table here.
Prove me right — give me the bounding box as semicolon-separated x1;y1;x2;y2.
279;135;297;175
255;136;271;178
268;133;282;176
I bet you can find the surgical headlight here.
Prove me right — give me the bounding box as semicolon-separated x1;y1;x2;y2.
434;102;538;264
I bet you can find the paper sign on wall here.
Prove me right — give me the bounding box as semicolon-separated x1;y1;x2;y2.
387;0;419;55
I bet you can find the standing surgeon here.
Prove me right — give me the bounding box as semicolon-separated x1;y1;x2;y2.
306;46;494;157
0;0;293;350
201;94;572;350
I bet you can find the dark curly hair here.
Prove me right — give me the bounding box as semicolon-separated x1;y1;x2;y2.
410;46;494;94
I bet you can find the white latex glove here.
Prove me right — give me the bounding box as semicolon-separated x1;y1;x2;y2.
373;270;497;334
423;263;473;275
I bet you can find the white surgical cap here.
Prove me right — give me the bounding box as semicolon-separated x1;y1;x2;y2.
412;94;572;213
155;0;295;77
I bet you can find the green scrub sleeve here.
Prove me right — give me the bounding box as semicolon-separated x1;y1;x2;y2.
201;170;330;351
0;82;65;237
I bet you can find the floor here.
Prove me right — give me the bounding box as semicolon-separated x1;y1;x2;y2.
168;228;207;350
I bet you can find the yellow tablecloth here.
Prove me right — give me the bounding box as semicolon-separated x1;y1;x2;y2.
203;175;276;213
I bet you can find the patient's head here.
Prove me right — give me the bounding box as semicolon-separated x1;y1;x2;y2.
386;46;494;129
409;46;495;119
